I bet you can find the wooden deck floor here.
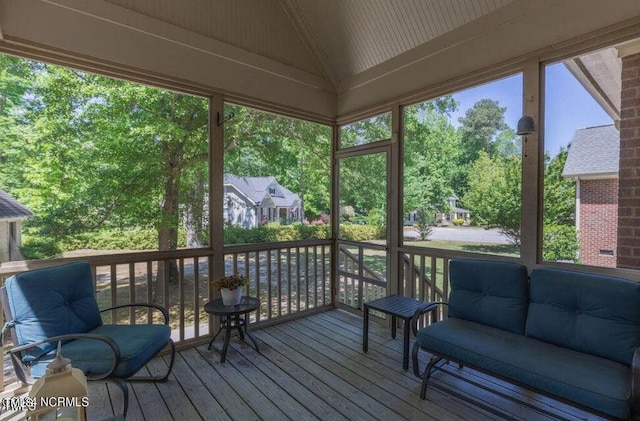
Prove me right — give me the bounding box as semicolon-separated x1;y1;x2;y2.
3;309;606;421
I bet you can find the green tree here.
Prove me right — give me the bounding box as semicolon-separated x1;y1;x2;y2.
403;98;460;216
463;152;522;245
543;148;575;226
453;98;518;197
543;148;579;262
415;206;436;240
0;58;209;284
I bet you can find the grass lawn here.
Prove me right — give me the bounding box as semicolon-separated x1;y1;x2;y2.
404;239;519;257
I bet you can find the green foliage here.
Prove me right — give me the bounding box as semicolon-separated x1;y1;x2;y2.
543;148;575;226
339;225;385;241
60;229;175;251
463;152;522;246
364;208;385;226
403;100;459;214
20;236;62;260
453;98;518;197
339;113;391;148
211;274;249;290
452;218;465;226
415;207;435;240
339;153;387;220
340;205;355;221
543;225;579;263
223;224;330;245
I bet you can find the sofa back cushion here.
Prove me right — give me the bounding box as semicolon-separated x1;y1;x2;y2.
5;262;103;361
526;268;640;366
448;259;529;334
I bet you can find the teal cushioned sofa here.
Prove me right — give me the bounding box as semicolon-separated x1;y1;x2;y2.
412;259;640;420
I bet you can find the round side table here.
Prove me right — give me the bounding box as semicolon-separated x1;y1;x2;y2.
204;296;261;363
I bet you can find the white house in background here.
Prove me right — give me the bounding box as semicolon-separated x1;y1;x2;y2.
223;174;302;228
0;190;34;263
405;195;471;226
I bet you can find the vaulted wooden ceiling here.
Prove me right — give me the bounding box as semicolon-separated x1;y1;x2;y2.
1;0;640;119
102;0;514;85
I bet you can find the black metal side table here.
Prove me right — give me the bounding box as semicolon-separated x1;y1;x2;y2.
205;296;261;363
363;295;436;370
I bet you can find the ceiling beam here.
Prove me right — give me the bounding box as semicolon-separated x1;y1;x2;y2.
278;0;338;88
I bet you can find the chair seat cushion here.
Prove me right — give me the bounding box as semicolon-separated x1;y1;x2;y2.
29;324;171;379
416;318;631;419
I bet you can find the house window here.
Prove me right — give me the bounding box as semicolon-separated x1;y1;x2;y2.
268;187;276;195
541;37;640;271
402;74;523;256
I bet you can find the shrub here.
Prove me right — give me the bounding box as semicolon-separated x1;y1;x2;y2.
20;236;63;260
416;207;435;240
339;225;385;241
61;228;170;251
223;224;330;245
452;218;465;226
543;224;579;263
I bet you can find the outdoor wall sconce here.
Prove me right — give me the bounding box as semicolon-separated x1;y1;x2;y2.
517;116;535;135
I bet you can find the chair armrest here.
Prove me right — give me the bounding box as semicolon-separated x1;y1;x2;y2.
412;302;446;336
101;303;170;325
632;347;640;411
10;333;121;382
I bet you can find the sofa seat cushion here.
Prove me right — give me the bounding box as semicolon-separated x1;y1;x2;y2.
448;259;529;334
416;318;631;419
29;324;171;379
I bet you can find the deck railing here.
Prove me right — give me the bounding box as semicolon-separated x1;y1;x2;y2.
337;241;387;310
0;240;332;349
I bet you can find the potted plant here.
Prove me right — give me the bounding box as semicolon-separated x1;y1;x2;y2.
211;274;250;305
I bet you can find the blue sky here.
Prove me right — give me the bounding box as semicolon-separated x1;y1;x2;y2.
449;63;613;157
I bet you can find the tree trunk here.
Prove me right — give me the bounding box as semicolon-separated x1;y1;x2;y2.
183;174;205;247
155;173;180;303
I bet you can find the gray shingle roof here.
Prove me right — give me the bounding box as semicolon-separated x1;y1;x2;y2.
562;124;619;178
0;190;34;220
223;174;300;207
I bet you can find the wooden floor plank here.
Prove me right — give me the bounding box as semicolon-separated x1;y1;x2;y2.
161;353;231;421
180;348;259;420
128;367;172;421
225;340;346;420
145;357;202;421
217;340;320;420
254;329;384;421
86;380;115;420
270;323;416;420
294;315;494;421
196;345;289;420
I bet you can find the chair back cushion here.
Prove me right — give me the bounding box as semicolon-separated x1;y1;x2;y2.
5;262;103;361
448;259;529;334
526;268;640;366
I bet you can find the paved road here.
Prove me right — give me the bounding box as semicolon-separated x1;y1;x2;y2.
404;226;511;244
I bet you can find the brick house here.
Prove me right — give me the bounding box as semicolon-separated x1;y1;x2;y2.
563;42;640;269
563;125;619;267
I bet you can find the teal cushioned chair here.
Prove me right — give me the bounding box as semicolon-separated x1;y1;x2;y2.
1;262;176;418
